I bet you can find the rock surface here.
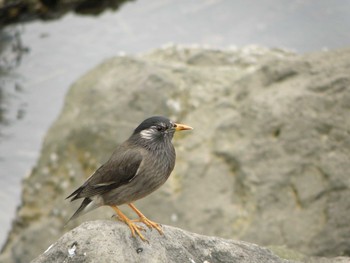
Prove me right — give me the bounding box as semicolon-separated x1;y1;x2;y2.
31;220;295;263
1;45;350;263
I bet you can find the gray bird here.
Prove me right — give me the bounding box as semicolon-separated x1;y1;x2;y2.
66;116;192;241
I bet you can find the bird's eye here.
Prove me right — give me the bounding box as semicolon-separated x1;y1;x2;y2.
156;126;164;132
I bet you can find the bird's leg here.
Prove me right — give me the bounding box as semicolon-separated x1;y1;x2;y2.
110;206;148;242
128;203;164;235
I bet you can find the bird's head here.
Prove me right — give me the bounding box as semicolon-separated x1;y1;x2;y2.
131;116;192;146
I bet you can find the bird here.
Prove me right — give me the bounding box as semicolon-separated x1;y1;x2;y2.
66;116;193;241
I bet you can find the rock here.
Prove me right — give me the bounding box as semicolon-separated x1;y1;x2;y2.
2;45;350;262
31;220;295;263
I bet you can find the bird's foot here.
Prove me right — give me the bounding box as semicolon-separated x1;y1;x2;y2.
111;206;149;242
132;216;163;235
124;220;149;243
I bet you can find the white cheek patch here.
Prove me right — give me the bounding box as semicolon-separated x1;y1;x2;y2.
140;128;155;140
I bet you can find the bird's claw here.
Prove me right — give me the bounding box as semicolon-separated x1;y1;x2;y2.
132;216;163;235
111;210;149;242
127;222;149;243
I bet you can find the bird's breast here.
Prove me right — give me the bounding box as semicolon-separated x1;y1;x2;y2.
143;145;176;184
128;144;176;200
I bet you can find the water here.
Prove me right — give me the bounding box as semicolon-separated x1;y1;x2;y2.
1;0;350;247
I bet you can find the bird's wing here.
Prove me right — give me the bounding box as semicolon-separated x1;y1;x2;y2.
67;146;143;200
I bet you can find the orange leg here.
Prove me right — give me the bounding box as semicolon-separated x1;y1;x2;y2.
128;203;163;235
110;206;148;242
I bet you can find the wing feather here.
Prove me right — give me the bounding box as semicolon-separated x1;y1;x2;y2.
67;145;143;200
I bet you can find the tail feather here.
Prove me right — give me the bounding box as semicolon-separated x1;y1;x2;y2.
66;198;96;223
66;186;83;201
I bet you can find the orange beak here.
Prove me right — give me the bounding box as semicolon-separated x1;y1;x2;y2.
174;123;193;131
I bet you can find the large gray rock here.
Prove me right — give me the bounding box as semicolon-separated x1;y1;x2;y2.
31;220;295;263
1;45;350;262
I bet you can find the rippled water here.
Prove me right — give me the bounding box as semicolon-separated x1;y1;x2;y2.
1;0;349;247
